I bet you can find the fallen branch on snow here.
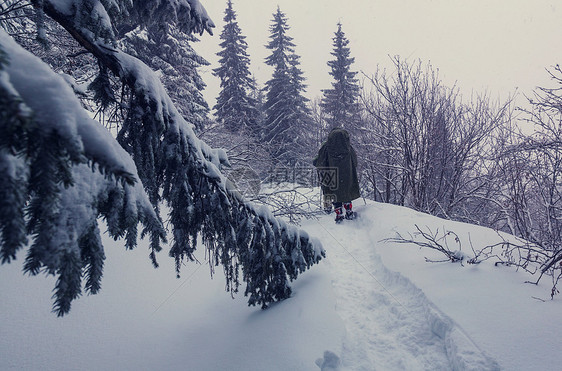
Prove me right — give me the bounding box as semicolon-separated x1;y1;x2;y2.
385;225;562;300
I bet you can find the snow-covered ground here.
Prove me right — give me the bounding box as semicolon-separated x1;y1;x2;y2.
1;199;561;370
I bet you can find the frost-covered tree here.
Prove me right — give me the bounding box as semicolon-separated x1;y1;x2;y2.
361;57;509;219
493;65;562;260
263;7;311;165
0;0;324;316
321;22;361;130
213;0;259;136
0;34;166;316
1;0;99;106
120;24;211;133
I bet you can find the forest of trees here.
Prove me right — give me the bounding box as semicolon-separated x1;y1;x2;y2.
1;0;561;314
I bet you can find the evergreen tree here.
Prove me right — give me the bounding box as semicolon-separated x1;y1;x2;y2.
249;76;267;132
263;7;311;165
213;0;259;136
321;22;361;130
119;24;211;133
0;0;324;315
0;34;166;316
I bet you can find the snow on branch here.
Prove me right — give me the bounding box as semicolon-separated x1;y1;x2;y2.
2;0;324;314
0;30;166;315
387;224;562;300
386;225;470;264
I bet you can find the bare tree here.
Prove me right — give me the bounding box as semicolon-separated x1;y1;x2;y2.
491;65;562;282
359;57;511;219
389;65;562;299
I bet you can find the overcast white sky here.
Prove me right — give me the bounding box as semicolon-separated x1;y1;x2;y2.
194;0;561;110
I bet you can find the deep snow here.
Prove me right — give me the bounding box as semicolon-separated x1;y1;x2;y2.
1;199;561;370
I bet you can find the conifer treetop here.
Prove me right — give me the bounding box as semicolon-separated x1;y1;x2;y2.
321;22;361;129
213;0;259;134
262;6;312;165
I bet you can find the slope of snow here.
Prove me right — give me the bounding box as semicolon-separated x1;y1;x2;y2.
0;235;342;370
1;199;561;370
302;203;500;371
352;202;562;371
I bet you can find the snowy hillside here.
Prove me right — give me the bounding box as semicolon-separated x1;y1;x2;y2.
1;200;560;370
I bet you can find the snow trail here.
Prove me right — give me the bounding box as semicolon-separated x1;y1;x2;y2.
2;199;555;370
305;204;499;370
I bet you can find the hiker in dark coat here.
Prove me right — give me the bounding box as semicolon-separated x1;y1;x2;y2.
313;127;360;222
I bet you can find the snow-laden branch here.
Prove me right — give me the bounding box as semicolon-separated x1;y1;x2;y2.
0;30;167;315
1;0;324;314
387;224;562;299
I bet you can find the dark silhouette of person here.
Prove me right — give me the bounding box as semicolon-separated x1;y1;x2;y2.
314;128;360;223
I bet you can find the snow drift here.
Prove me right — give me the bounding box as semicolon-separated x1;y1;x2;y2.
2;199;561;370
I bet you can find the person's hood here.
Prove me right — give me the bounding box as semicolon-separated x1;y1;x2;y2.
327;128;351;152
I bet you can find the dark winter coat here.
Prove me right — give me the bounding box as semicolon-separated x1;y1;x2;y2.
313;128;360;203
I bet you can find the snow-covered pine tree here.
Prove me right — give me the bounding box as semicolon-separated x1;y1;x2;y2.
213;0;259;136
287;52;316;163
263;7;311;166
0;0;324;315
1;0;102;114
0;33;166;316
321;22;361;130
119;22;211;133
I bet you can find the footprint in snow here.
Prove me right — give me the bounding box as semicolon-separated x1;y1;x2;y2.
315;350;342;371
